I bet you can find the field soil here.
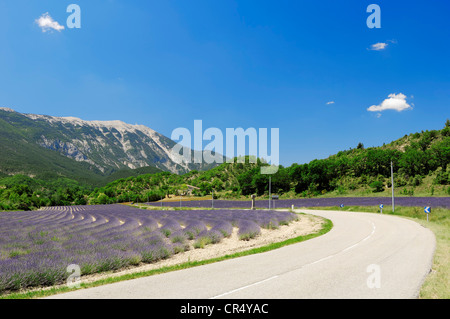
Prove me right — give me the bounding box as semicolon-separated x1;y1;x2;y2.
80;212;324;285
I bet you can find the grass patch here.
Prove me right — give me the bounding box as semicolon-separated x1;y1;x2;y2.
306;205;449;299
1;215;333;299
238;232;260;241
193;236;213;249
8;250;29;258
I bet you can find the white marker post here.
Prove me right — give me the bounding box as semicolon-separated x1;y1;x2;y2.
391;161;395;213
268;176;271;210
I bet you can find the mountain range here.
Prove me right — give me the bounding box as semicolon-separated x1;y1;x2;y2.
0;107;214;185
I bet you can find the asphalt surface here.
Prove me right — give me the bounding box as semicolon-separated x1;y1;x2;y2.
46;209;436;299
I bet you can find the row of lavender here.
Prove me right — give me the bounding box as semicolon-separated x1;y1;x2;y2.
146;197;450;209
0;205;297;293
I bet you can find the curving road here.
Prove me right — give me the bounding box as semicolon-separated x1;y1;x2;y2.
47;209;436;299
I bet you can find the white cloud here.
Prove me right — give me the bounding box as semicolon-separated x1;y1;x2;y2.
35;13;65;32
369;42;388;51
367;93;413;112
326;101;335;105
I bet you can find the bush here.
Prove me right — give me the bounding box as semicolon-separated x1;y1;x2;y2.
369;181;384;193
336;186;346;195
402;188;415;196
434;167;450;185
410;175;423;186
395;174;408;187
238;220;261;241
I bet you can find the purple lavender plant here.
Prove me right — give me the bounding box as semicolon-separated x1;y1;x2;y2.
0;204;301;293
237;220;261;241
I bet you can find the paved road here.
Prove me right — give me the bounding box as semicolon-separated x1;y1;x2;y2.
47;209;436;299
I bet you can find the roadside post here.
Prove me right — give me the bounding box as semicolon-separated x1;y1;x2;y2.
272;195;279;209
379;204;383;214
268;176;272;210
391;161;395;213
424;207;431;222
340;204;344;211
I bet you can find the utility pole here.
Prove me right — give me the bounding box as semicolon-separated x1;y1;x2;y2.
391;161;395;213
269;176;271;210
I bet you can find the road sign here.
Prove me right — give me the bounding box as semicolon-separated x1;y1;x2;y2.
340;204;344;208
424;207;431;222
380;204;383;214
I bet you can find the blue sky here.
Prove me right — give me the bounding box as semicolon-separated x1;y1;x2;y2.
0;0;449;166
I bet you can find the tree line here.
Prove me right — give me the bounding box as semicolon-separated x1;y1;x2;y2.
1;121;449;210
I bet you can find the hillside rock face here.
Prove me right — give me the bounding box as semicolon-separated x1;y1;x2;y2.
0;107;210;176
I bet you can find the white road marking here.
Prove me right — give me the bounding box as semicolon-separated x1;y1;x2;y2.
342;221;376;252
210;276;279;299
210;220;376;299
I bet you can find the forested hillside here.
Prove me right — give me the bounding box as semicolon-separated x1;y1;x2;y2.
87;120;450;204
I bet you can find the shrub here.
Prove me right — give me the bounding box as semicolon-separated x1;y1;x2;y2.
172;242;190;254
369;181;384;193
170;231;187;244
434;167;450;185
194;230;224;248
395;175;408;187
183;220;207;240
238;220;261;241
410;175;422;186
336;186;346;195
212;221;233;238
402;188;415;196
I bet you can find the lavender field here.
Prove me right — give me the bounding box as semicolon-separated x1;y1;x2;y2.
146;197;450;209
0;205;297;293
